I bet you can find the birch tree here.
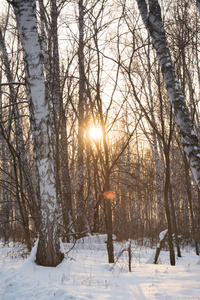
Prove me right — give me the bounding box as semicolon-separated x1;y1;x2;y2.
136;0;200;189
38;0;74;239
10;0;63;266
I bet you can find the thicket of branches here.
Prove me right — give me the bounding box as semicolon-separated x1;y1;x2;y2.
0;0;200;266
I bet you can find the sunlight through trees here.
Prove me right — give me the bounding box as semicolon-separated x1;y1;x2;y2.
0;0;200;267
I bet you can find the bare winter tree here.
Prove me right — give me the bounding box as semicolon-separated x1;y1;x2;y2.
10;0;63;266
76;0;88;236
38;0;74;240
136;0;200;189
0;24;39;246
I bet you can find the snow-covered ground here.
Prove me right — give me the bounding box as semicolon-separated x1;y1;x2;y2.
0;235;200;300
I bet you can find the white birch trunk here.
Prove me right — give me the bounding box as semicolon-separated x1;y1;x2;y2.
12;0;63;266
136;0;200;189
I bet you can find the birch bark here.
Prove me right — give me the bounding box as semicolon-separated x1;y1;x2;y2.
136;0;200;189
11;0;63;266
38;0;74;238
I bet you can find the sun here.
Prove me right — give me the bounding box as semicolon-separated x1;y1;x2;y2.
89;125;102;140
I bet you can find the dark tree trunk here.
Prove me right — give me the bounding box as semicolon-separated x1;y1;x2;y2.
76;0;88;236
184;153;199;255
169;183;181;258
164;148;175;266
104;199;114;263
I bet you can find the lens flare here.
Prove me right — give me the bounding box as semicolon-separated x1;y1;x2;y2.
103;190;116;199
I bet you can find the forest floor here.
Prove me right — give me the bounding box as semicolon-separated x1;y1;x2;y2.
0;234;200;299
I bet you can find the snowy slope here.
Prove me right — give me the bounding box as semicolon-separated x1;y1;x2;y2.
0;235;200;300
